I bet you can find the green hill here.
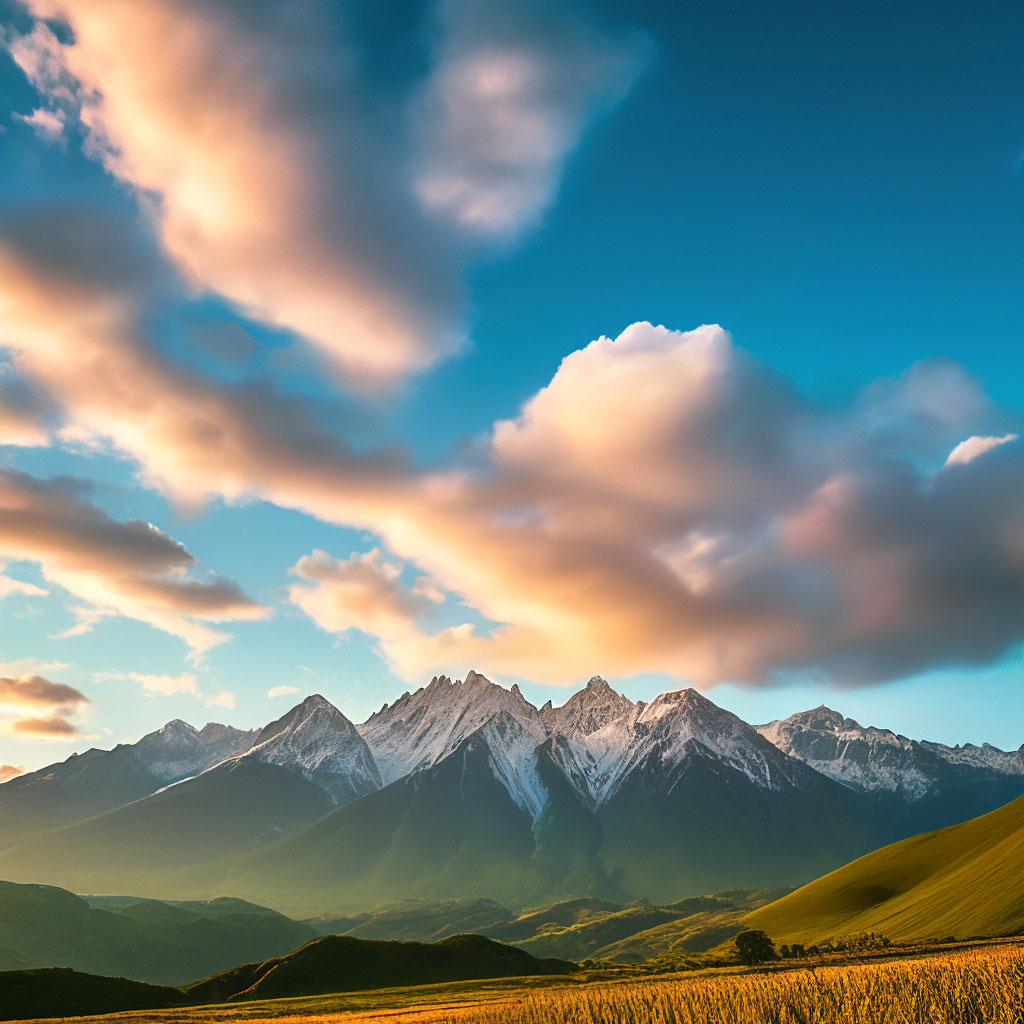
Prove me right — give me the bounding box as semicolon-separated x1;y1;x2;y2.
0;967;184;1021
186;933;574;1003
745;794;1024;944
0;880;316;985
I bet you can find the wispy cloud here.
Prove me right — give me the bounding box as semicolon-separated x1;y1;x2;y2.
0;466;268;656
13;106;66;143
0;672;90;740
130;672;199;697
267;685;301;699
413;0;649;237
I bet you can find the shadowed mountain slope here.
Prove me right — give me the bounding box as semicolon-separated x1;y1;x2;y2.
0;968;184;1021
0;720;256;843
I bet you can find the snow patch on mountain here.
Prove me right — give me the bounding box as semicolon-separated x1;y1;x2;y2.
924;741;1024;775
758;706;1024;797
601;688;791;797
132;719;257;783
359;671;542;785
243;694;381;805
541;677;643;805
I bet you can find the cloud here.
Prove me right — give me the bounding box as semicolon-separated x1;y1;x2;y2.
0;361;52;446
0;673;88;708
412;0;648;237
289;548;443;642
290;323;1024;687
0;467;267;655
0;672;90;740
4;199;1024;688
0;656;69;677
944;433;1019;468
130;672;199;697
0;572;48;600
13;106;66;142
206;690;236;709
7;4;457;382
0;207;412;519
0;764;23;783
12;714;83;737
8;0;643;383
267;685;301;699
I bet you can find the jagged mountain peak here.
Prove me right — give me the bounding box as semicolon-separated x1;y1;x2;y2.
544;677;637;739
358;671;542;786
125;717;259;785
758;704;1024;797
244;695;380;806
639;686;729;722
252;694;347;746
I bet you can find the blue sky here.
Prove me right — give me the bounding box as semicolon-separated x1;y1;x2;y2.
1;0;1023;771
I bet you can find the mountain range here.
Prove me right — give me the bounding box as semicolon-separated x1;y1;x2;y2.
0;672;1021;912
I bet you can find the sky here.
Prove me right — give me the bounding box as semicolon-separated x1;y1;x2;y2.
1;0;1023;772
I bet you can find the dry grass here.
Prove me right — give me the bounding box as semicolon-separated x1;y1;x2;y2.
432;944;1024;1024
27;941;1024;1024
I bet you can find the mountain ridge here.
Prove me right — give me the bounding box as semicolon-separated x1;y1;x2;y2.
0;674;1021;910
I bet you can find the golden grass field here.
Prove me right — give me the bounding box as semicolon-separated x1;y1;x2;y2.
26;940;1024;1024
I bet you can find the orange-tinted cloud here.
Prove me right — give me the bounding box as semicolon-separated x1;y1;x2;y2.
12;714;81;737
0;672;90;741
10;3;458;383
10;0;642;384
290;324;1024;686
0;467;268;655
0;764;23;782
3;206;1024;688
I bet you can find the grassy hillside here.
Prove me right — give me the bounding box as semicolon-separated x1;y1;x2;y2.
186;933;574;1003
0;966;183;1021
0;880;316;985
745;794;1024;944
488;891;786;963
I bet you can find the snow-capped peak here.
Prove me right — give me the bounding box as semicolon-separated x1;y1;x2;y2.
591;687;796;800
245;694;381;805
542;676;638;737
757;705;1024;797
359;671;539;786
132;717;257;782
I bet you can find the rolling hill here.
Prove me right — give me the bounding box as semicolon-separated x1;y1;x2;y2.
0;967;184;1021
744;794;1024;944
0;880;316;985
184;933;574;1003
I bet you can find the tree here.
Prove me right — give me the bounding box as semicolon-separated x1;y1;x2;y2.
734;929;777;966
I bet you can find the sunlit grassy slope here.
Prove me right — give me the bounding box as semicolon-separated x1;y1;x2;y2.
744;794;1024;944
